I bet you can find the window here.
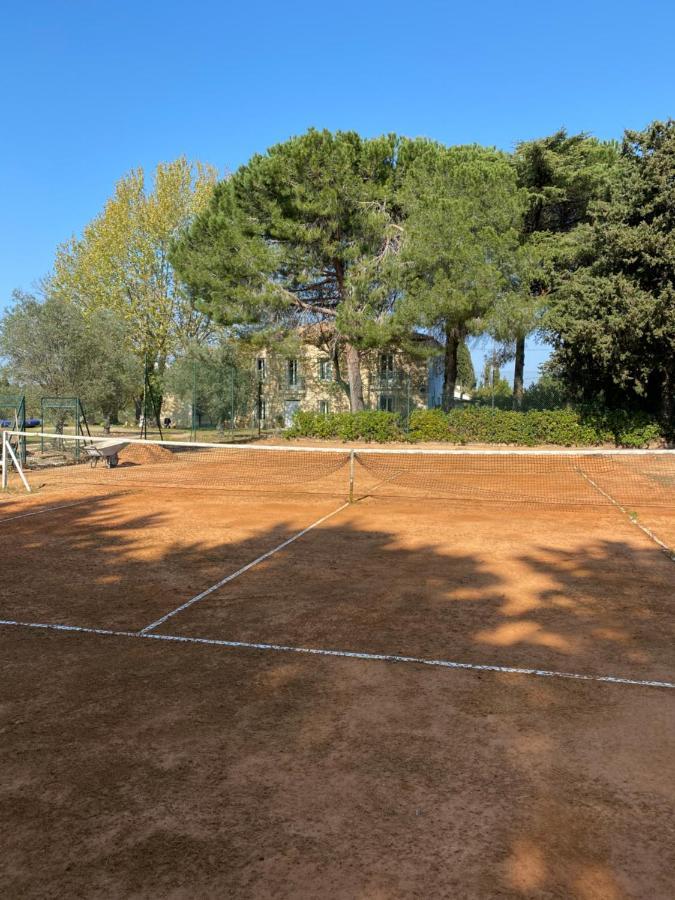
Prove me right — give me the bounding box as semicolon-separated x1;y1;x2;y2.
378;394;395;412
319;400;329;415
287;359;299;387
379;353;395;380
318;358;332;381
256;357;267;380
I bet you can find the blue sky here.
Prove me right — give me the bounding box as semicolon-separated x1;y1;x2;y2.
2;0;673;384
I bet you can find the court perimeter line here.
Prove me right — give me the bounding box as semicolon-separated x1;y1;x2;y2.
576;468;675;562
139;501;352;634
0;617;673;690
0;497;97;525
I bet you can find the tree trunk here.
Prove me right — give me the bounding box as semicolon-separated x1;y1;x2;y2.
442;325;460;412
512;335;525;410
332;259;364;412
662;363;674;437
345;343;365;411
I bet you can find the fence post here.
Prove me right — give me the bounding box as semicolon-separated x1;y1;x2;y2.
191;360;197;442
1;432;7;491
349;449;355;503
230;366;235;432
406;374;411;432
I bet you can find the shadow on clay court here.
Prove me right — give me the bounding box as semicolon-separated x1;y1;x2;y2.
0;488;674;897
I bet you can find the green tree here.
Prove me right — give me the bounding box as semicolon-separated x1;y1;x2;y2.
165;337;257;430
398;143;523;410
0;290;138;426
546;120;675;432
457;341;476;391
497;131;620;408
171;129;405;411
51;158;218;383
473;358;513;407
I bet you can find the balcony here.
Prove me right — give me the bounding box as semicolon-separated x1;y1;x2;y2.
282;377;306;399
372;372;408;391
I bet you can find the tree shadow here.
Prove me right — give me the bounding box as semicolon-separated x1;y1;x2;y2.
0;489;673;898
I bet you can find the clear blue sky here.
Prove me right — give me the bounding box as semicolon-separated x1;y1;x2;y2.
2;0;673;383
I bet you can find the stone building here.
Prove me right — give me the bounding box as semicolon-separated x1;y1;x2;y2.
257;327;471;427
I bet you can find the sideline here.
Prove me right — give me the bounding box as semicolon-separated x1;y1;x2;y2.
140;501;352;633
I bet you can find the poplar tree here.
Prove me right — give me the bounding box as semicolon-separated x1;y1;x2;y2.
51;158;218;374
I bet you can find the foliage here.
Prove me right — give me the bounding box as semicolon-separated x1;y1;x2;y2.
472;377;513;408
7;122;672;440
285;405;663;447
491;132;620;406
397;142;524;409
164;338;257;428
520;373;570;410
456;341;476;390
285;410;403;442
579;408;663;448
0;290;139;423
51;158;218;370
546;120;675;434
172;130;406;410
407;406;663;447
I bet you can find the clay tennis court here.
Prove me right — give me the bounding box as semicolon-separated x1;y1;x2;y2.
1;434;674;898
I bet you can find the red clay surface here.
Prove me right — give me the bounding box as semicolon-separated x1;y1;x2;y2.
2;627;674;899
161;497;675;685
0;488;343;631
1;478;674;898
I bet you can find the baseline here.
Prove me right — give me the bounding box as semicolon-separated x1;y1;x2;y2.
1;618;673;690
0;496;104;525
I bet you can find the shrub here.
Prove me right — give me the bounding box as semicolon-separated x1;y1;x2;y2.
408;406;663;447
579;408;663;449
285;410;403;443
286;406;664;448
521;374;570;411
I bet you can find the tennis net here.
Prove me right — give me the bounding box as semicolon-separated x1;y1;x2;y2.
4;431;675;507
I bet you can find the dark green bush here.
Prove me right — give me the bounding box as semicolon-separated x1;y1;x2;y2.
286;406;664;447
521;374;570;411
408;406;663;447
286;410;403;442
578;408;663;449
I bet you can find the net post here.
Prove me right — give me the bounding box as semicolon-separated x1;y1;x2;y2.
4;434;31;493
1;431;7;491
349;449;355;503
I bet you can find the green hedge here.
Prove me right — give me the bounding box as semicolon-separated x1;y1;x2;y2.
286;407;664;447
285;410;403;443
409;407;662;447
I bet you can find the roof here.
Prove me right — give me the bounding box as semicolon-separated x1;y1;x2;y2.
297;322;442;353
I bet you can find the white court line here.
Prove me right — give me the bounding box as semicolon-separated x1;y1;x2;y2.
0;497;96;525
576;468;675;562
0;617;673;690
140;501;352;634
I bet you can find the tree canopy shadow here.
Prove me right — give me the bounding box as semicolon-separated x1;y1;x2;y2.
0;488;673;898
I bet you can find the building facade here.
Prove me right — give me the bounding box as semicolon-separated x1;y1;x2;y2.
257;333;470;427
